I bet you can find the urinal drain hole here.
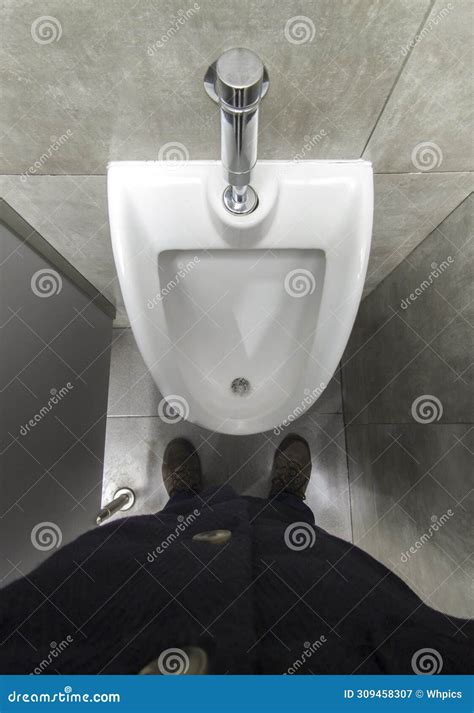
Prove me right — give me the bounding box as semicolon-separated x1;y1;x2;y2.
231;377;251;396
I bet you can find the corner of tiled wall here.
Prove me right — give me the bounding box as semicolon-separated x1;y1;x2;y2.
341;193;473;618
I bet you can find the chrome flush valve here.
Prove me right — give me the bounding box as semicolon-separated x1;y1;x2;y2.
204;48;269;215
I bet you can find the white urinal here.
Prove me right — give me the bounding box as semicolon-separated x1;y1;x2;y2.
108;158;373;435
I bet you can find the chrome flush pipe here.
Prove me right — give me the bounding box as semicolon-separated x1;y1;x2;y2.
204;48;269;215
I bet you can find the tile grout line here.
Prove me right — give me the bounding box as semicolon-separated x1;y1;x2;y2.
361;190;473;303
359;0;437;159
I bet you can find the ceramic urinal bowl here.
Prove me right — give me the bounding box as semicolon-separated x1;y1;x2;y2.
108;159;373;435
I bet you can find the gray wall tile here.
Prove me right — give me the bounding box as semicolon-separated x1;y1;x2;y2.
366;172;473;296
343;194;473;423
1;0;430;173
365;0;474;172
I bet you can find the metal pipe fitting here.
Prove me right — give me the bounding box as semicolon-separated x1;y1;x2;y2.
204;48;269;214
96;487;135;525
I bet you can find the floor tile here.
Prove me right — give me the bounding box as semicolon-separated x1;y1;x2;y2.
345;424;474;618
102;411;352;541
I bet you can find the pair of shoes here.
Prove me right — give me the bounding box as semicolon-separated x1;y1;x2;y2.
163;434;311;500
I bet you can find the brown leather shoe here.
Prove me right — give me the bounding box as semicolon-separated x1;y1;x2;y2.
162;438;202;497
269;434;312;500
